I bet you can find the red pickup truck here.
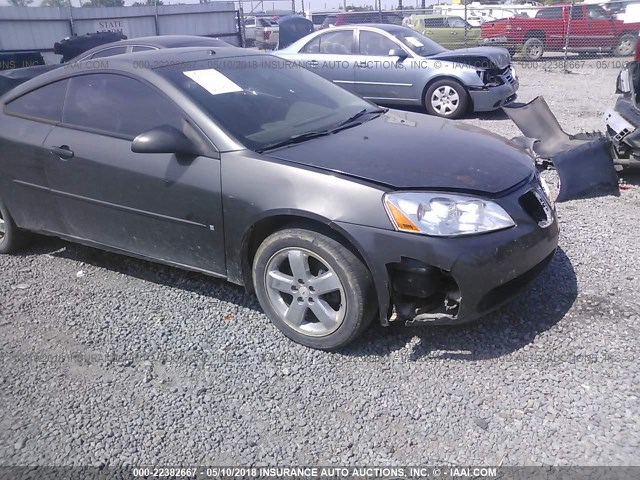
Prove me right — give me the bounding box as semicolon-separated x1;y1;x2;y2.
481;4;640;60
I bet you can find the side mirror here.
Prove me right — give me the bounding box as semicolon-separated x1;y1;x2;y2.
616;65;632;94
389;48;408;61
131;125;199;156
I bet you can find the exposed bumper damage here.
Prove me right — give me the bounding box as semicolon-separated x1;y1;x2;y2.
503;96;620;202
336;174;559;327
606;98;640;169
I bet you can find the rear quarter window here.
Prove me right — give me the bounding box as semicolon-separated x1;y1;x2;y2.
4;79;69;122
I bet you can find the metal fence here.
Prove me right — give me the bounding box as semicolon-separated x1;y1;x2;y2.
353;0;640;61
0;3;241;64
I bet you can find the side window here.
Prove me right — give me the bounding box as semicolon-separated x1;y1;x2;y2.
244;18;255;27
447;17;466;28
587;5;609;20
5;79;69;122
63;74;184;138
91;46;127;59
131;46;155;53
316;30;353;54
301;36;321;53
570;6;583;20
359;31;399;56
536;8;562;19
424;18;445;28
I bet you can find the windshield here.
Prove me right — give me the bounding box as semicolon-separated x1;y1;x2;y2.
158;56;376;152
387;28;447;57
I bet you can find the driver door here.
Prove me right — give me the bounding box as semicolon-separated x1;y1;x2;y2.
43;73;225;274
354;29;418;104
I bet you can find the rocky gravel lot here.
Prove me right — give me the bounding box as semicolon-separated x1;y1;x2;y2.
1;58;639;467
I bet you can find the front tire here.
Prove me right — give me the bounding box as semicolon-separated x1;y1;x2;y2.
614;33;636;57
0;198;26;254
424;79;468;119
253;228;375;350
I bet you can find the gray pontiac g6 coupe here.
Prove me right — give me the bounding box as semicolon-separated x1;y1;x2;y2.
0;47;557;349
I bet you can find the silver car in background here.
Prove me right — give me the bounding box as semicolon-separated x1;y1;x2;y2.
276;24;518;119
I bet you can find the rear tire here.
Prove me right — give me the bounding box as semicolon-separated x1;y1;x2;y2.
614;33;636;57
252;228;376;350
522;37;544;61
0;198;27;254
424;79;469;119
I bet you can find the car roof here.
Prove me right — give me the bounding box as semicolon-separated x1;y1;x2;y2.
412;15;457;19
89;45;255;68
119;35;230;48
74;35;230;61
326;23;407;32
2;47;259;102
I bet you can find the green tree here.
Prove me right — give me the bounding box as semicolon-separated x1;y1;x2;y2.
40;0;69;6
132;0;163;5
82;0;124;7
8;0;34;6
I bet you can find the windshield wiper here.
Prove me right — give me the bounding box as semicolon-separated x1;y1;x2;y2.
256;108;388;153
257;130;334;153
336;107;388;128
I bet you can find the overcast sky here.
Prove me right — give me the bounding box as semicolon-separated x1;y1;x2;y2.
0;0;445;11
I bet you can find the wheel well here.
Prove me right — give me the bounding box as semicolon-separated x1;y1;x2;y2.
524;30;545;42
421;76;471;111
241;215;370;294
619;31;637;41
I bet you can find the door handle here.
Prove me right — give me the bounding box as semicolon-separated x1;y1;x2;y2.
356;61;368;68
426;31;433;35
50;145;74;160
307;60;319;68
451;32;458;35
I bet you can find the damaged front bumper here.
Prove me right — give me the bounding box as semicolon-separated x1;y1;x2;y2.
504;96;620;201
469;70;519;112
336;175;559;327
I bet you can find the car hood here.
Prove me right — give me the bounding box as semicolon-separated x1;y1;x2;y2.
428;46;511;70
264;110;534;194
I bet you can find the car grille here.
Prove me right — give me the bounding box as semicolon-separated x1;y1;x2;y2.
502;67;517;86
519;189;554;229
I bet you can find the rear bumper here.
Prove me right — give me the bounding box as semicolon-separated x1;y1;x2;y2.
336;175;559;326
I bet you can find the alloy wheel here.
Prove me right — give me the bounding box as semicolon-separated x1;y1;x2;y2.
264;247;346;337
525;43;543;60
0;211;5;242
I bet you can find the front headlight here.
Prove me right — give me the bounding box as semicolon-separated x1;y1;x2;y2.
384;192;515;236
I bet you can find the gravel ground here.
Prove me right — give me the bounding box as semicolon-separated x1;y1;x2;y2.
1;58;639;467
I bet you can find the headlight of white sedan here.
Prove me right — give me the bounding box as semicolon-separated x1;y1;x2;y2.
384;192;515;237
